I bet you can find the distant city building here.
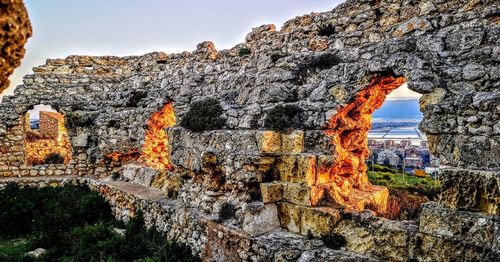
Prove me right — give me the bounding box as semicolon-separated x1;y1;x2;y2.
404;157;423;168
401;140;412;148
377;150;400;167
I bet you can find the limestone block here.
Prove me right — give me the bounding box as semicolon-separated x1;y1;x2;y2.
260;182;283;203
300;207;341;237
277;202;302;234
281;130;304;154
372;220;418;262
256;131;281;154
438;168;499;215
276;155;317;185
283;182;311;206
242;202;280;237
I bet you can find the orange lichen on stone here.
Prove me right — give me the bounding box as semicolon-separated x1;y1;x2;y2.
313;75;406;213
140;103;176;170
106;151;140;163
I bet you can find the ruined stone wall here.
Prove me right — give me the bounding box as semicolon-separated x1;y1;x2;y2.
0;0;499;261
1;0;498;167
0;115;91;177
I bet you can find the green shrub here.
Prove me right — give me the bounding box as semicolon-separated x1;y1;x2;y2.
126;90;148;107
0;184;200;261
321;233;347;250
295;53;341;84
317;24;336;37
44;153;64;164
264;105;303;131
180;98;226;132
306;53;340;70
270;52;287;63
239;48;251;57
65;112;93;129
219;202;236;221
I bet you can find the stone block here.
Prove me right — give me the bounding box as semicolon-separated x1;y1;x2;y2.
283;182;311;206
256;131;281;154
419;203;496;248
438;168;499;215
260;182;283;203
410;233;465;262
300;207;341;237
276;154;317;185
281;131;304;154
277;202;302;234
242;202;280;237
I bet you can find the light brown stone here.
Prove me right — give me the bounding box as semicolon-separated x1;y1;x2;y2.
256;131;281;154
283;182;311;206
281;131;304;154
277;202;302;234
300;207;342;237
260;182;283;203
276;155;316;185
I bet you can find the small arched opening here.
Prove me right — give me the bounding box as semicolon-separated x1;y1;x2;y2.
24;104;72;165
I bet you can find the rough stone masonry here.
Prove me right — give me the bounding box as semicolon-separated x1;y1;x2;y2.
0;0;499;261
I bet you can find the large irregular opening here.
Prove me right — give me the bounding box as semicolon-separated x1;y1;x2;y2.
140;102;176;170
314;74;407;214
23;105;72;165
368;86;441;220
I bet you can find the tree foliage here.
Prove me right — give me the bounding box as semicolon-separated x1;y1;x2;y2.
0;184;199;262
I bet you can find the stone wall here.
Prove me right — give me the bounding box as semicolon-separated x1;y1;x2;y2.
1;0;498;169
0;0;499;261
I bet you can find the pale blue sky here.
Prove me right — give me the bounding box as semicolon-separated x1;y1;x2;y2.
4;0;419;99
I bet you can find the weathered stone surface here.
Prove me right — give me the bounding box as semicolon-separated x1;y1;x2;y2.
281;131;304;154
276;155;317;185
260;182;283;203
0;0;32;93
277;202;302;234
419;202;497;248
256;131;281;154
0;0;499;260
242;202;280;237
283;182;311;206
300;207;341;237
438;168;499;215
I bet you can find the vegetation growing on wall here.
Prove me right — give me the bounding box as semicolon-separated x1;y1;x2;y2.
0;184;199;262
264;105;303;131
367;164;441;220
238;48;251;57
65;112;93;129
270;52;287;63
317;24;336;37
180;98;226;132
